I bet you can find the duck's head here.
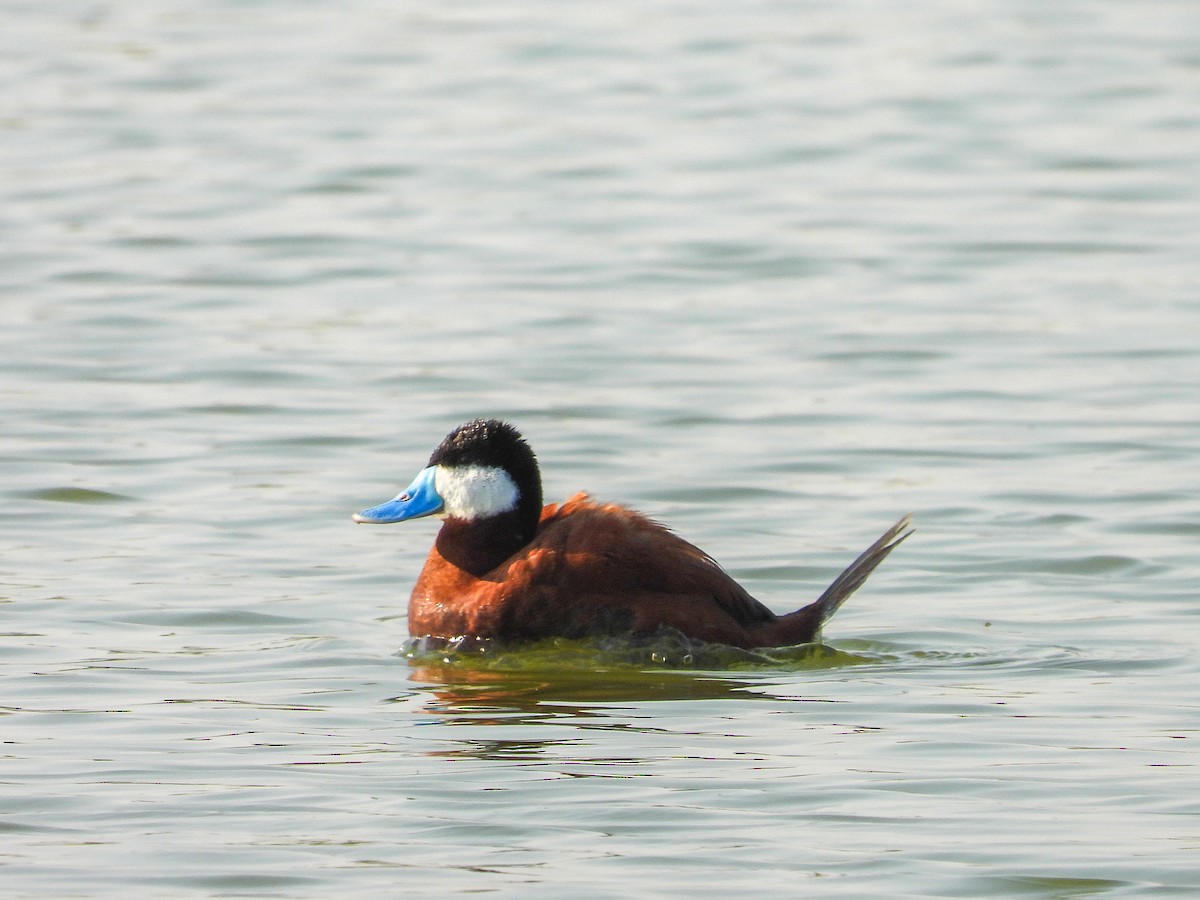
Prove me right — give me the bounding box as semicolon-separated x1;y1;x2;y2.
353;419;544;541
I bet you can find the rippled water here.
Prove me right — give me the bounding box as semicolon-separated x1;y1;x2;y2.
3;2;1199;896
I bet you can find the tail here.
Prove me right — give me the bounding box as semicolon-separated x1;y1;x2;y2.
766;515;913;645
810;514;913;624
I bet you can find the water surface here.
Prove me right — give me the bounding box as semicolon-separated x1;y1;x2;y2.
3;1;1199;896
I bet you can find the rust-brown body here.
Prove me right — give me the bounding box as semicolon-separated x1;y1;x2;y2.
408;492;894;649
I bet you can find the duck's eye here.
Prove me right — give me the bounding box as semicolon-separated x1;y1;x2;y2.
398;493;411;501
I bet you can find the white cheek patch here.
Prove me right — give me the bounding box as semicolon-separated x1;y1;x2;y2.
433;465;520;520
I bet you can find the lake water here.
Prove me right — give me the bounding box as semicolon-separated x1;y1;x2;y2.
3;1;1199;896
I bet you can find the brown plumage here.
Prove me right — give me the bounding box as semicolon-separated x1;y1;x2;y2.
354;420;912;650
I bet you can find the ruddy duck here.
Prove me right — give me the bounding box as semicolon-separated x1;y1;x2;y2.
354;419;911;649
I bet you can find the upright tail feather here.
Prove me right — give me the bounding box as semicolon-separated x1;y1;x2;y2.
763;515;913;645
810;514;913;625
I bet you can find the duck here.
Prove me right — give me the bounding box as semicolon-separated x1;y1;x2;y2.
353;419;911;650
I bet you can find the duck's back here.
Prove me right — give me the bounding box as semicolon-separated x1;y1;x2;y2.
407;492;777;646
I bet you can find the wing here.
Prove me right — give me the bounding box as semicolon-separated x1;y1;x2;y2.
507;495;776;636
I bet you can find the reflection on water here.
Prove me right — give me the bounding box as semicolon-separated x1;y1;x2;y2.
387;632;890;743
403;662;761;712
393;658;773;763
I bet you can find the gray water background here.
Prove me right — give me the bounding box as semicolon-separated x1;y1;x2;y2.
3;2;1199;896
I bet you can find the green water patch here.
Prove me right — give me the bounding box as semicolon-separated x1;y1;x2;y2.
399;630;887;673
18;487;136;504
394;633;908;711
392;634;1030;711
973;874;1135;896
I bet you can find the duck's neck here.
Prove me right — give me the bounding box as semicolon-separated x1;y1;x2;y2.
434;509;538;577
